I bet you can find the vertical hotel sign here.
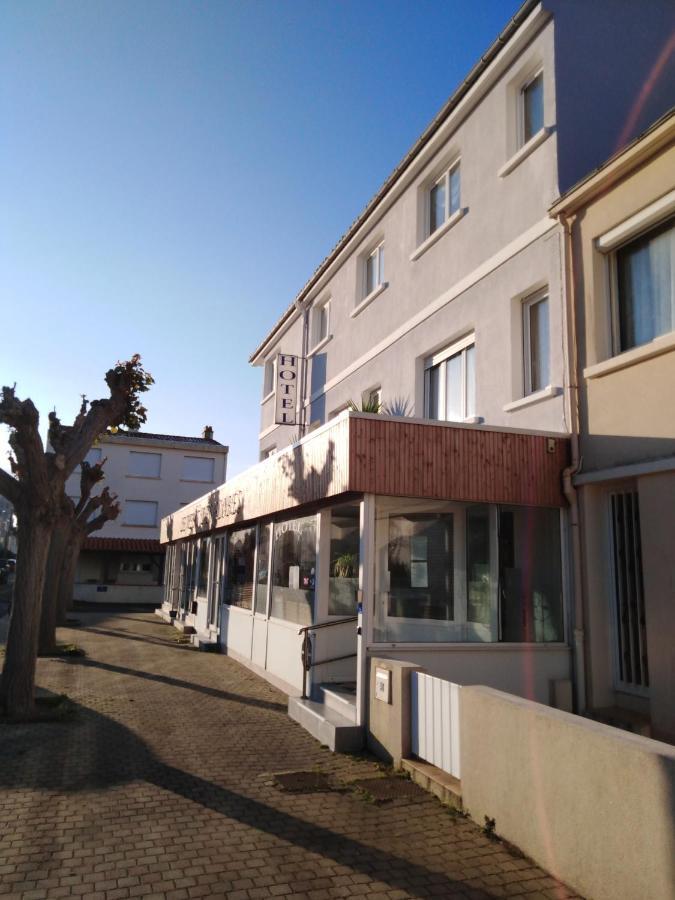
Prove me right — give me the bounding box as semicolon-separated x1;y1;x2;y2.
274;354;301;425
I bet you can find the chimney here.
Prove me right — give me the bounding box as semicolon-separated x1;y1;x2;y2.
202;425;214;441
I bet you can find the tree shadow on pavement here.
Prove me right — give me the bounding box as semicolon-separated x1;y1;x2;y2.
0;694;480;899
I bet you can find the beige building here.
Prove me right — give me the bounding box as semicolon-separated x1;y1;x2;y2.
551;110;675;743
67;428;228;605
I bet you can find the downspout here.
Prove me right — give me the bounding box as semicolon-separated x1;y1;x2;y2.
295;299;310;437
559;210;586;714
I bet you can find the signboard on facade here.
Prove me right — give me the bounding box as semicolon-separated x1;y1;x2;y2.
275;353;302;425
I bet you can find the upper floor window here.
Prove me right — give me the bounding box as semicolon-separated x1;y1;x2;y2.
124;500;158;527
523;291;550;394
311;299;330;350
128;451;161;479
429;162;460;235
182;456;215;483
365;243;385;296
424;334;475;422
614;216;674;353
520;70;544;145
263;357;275;398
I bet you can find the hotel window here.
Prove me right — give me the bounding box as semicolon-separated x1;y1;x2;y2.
181;456;215;483
429;162;460;235
196;538;209;597
520;70;544;145
128;451;162;478
523;291;550;393
311;299;330;350
613;217;674;353
365;242;385;297
263;358;275;397
424;334;475;422
270;514;316;626
225;526;255;610
124;500;158;527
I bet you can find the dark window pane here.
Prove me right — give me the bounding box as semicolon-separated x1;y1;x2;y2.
254;525;270;615
388;513;454;621
499;506;562;642
430;180;446;233
467;506;491;624
226;527;255;609
329;504;360;616
523;72;543;143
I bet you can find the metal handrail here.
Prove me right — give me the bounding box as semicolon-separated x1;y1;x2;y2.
298;615;359;699
297;615;357;636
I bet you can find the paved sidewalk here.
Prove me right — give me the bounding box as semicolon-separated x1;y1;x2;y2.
0;613;581;900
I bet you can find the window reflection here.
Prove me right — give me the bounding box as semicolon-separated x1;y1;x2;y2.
225;527;255;610
271;515;316;625
329;504;360;616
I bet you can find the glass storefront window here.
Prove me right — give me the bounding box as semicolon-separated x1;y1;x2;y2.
196;538;209;596
388;513;454;620
254;524;271;615
271;514;316;625
329;503;360;616
499;506;563;642
225;526;255;610
374;497;562;644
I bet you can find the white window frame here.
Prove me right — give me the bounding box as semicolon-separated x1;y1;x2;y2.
123;500;158;528
361;385;382;411
522;289;550;395
364;242;385;297
309;298;331;353
519;68;544;148
608;214;675;357
428;161;461;237
127;450;162;479
424;333;475;422
262;357;276;402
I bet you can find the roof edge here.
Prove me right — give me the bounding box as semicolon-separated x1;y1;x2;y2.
248;0;542;364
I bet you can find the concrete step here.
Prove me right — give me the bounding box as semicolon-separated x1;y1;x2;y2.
318;682;357;724
288;696;364;753
173;621;196;635
401;757;463;810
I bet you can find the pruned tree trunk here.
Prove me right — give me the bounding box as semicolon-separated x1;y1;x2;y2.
58;533;82;621
0;514;52;717
39;521;70;654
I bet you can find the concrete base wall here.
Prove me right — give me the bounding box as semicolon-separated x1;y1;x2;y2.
460;685;675;900
367;657;425;766
74;583;163;605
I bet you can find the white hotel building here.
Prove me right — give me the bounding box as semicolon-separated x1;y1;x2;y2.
158;0;675;748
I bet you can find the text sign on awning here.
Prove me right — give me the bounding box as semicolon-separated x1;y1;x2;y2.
275;353;302;425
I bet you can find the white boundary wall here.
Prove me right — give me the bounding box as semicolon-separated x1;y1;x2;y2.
460;686;675;900
411;672;461;779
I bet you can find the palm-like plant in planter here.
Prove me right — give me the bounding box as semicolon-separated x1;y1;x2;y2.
330;552;359;615
332;552;357;578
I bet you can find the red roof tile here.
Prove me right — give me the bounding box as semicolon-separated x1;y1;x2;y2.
82;537;163;553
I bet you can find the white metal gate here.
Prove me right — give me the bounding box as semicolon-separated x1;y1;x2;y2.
411;672;461;779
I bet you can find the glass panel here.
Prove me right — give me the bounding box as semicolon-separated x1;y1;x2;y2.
197;538;209;596
467;506;491;624
388;514;454;620
366;251;377;295
445;352;463;421
225;526;255;610
523;72;544;143
426;364;441;419
499;506;563;642
271;515;316;625
329;504;360;616
529;297;549;392
254;524;270;615
378;245;384;284
449;165;461;216
617;218;674;351
430;180;445;234
465;345;476;418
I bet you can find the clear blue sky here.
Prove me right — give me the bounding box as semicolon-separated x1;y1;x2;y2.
1;0;521;478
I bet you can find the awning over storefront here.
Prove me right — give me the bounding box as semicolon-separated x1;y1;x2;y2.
161;412;570;543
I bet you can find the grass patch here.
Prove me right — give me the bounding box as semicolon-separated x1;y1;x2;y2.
39;643;86;658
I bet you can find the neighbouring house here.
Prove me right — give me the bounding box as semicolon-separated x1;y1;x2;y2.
550;109;675;744
66;428;228;605
158;0;675;749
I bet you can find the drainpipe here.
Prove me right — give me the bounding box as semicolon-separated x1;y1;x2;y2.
295;299;310;437
559;211;586;715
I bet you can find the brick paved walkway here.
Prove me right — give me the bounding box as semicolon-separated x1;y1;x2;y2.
0;612;581;900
